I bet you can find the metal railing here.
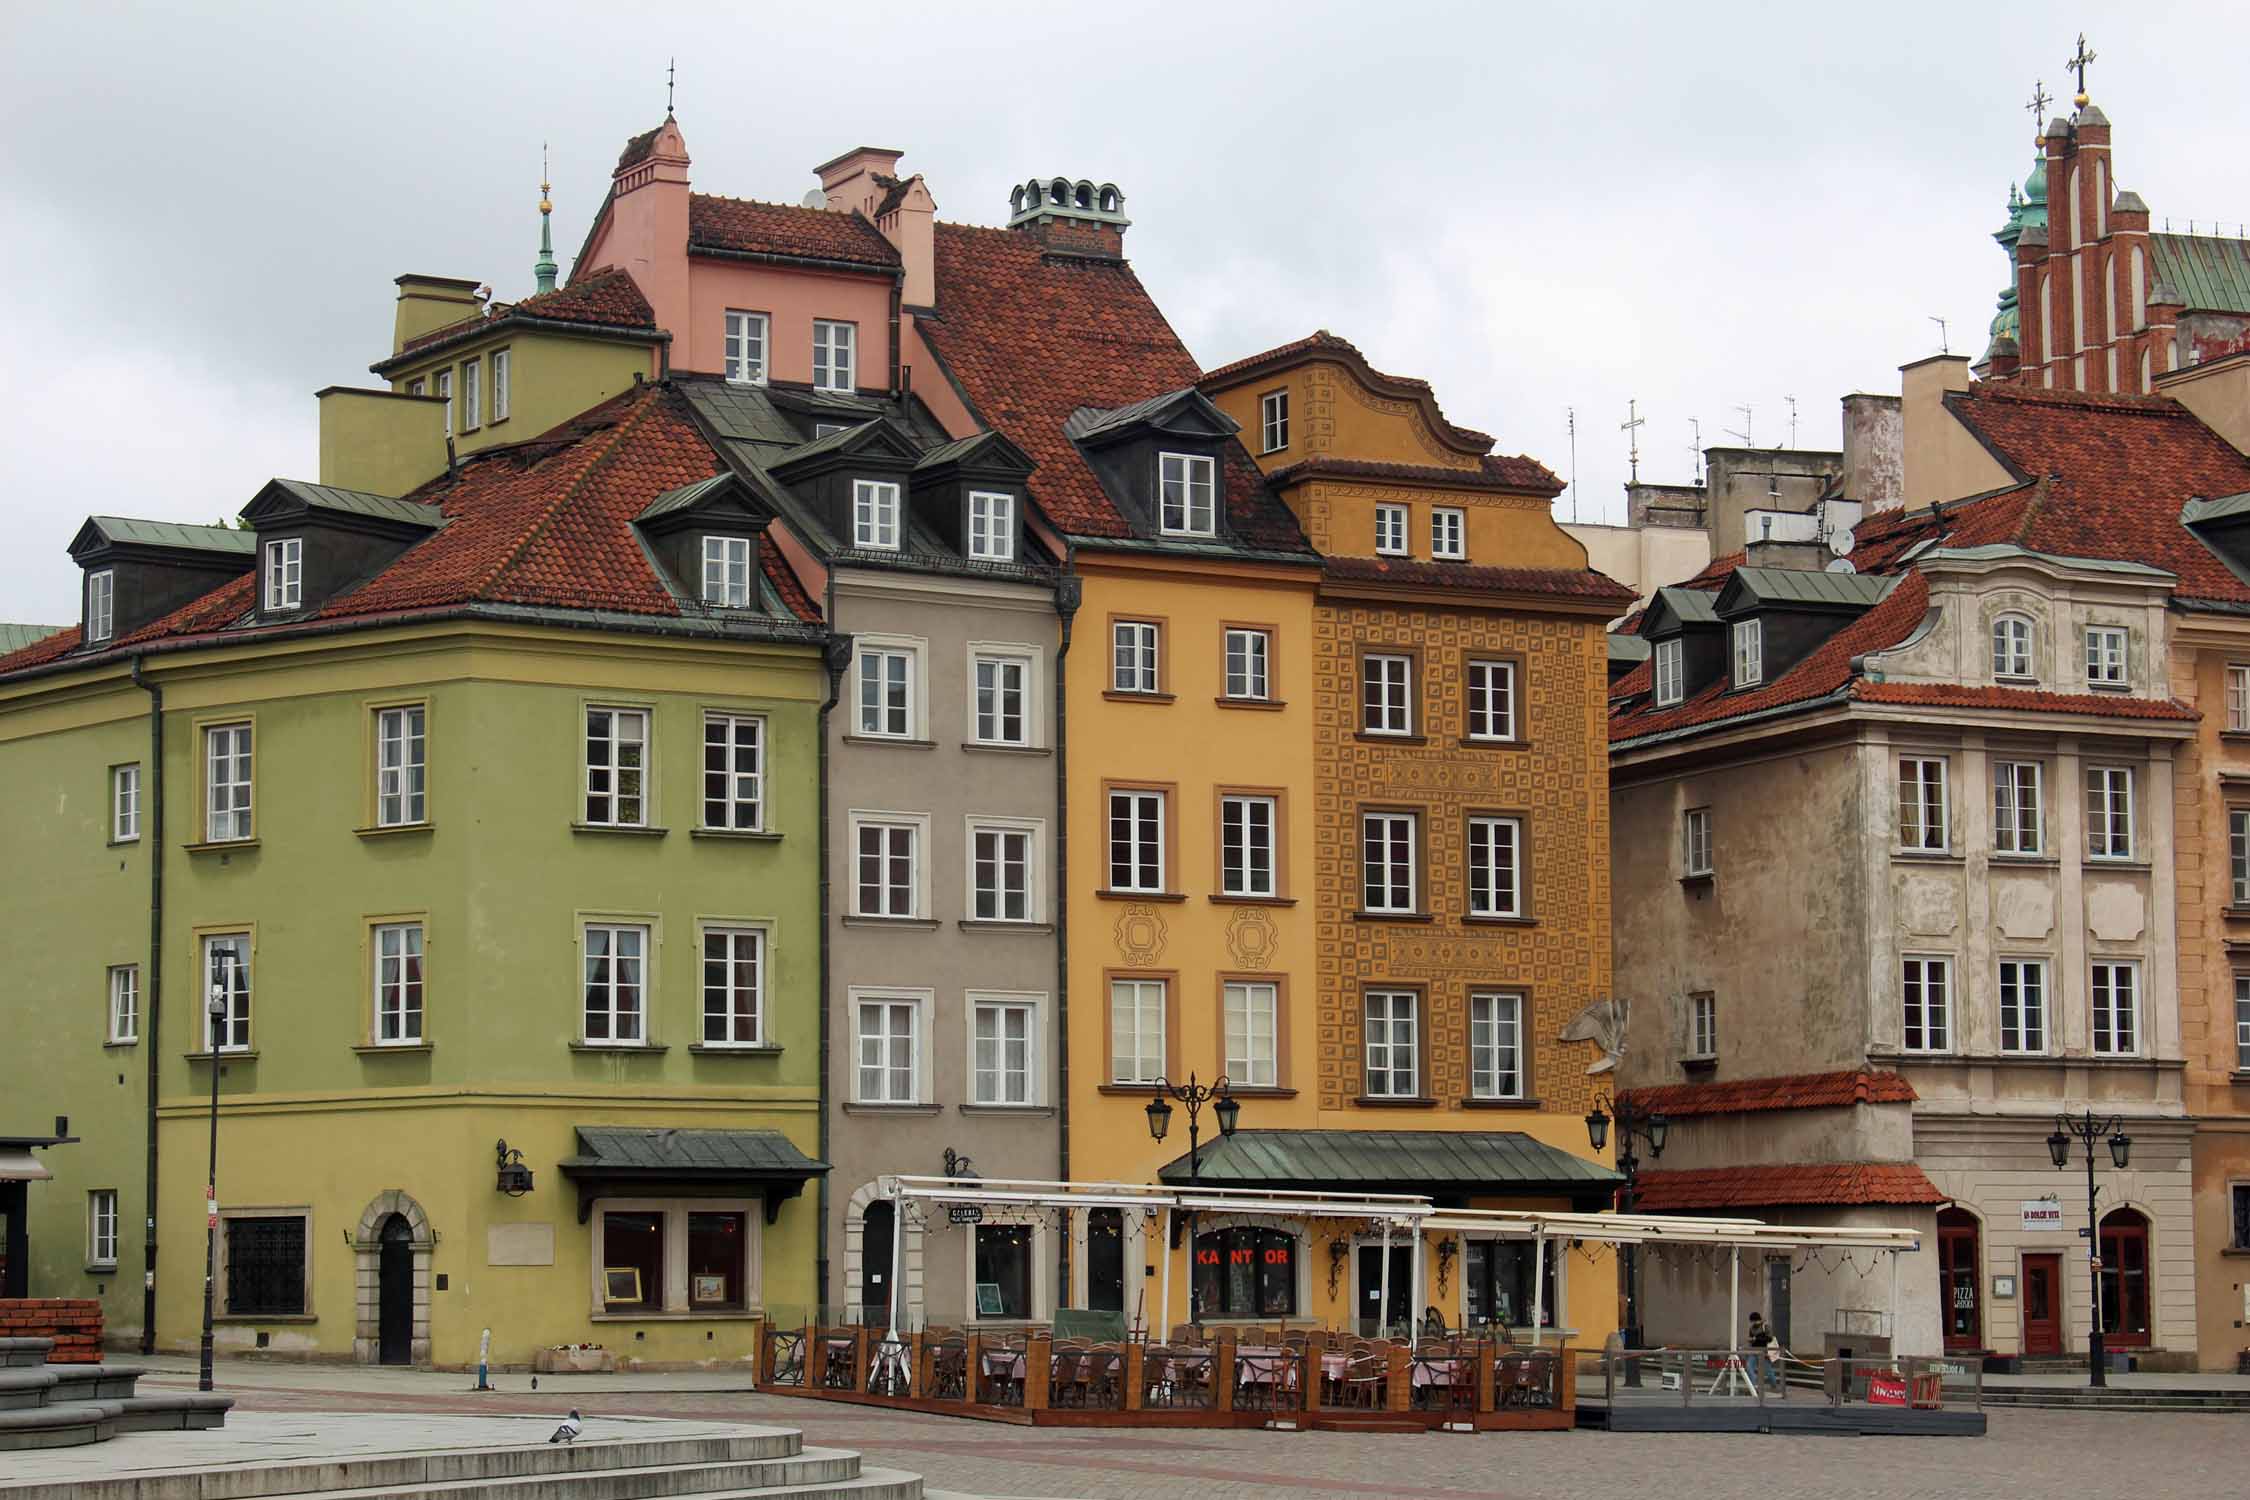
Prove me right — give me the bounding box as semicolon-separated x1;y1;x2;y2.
1589;1348;1984;1414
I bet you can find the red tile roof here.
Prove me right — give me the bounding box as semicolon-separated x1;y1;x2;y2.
919;222;1309;553
1265;454;1562;498
1322;553;1636;607
1849;679;2198;720
1631;1162;1945;1212
1199;329;1497;452
688;195;899;270
391;267;659;361
1619;1070;1917;1120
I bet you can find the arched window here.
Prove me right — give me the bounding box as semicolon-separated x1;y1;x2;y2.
1009;186;1025;216
2039;274;2053;372
2104;252;2116;342
1191;1226;1296;1318
2068;166;2081;249
2099;1207;2152;1345
1937;1206;1982;1350
1098;185;1120;212
1073;181;1093;209
1992;614;2034;679
1049;177;1069;204
2095;159;2108;238
2132;244;2147;330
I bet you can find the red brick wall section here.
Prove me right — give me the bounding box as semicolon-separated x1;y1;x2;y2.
0;1299;104;1363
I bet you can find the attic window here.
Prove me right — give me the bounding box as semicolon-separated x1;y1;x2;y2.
1374;504;1408;556
1654;639;1684;707
854;480;902;551
263;538;302;612
702;535;754;608
86;569;114;644
1158;453;1216;537
1992;614;2034;679
1260;390;1289;454
968;492;1016;562
1731;620;1762;688
725;311;769;386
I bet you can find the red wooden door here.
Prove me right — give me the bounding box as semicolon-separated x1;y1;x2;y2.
2022;1254;2062;1356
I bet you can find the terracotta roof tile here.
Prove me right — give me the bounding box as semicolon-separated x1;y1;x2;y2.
688;195;899;269
1265;454;1562;497
1850;679;2197;720
394;267;658;358
1323;553;1636;606
1619;1070;1917;1119
1631;1162;1945;1212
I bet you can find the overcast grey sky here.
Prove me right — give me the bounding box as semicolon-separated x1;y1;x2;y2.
5;2;2246;623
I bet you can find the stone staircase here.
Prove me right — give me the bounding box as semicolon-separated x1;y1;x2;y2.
0;1429;925;1500
0;1335;232;1450
1979;1385;2250;1412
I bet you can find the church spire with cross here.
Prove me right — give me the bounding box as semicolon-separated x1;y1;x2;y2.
533;143;558;295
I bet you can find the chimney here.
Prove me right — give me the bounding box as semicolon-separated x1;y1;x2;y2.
2157;351;2250;458
1840;393;1904;512
601;116;692;349
815;148;934;307
392;274;483;354
1006;176;1130;261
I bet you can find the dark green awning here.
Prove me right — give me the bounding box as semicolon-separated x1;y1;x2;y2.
1157;1129;1619;1209
558;1126;828;1224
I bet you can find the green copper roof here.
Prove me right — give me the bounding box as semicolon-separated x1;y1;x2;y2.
0;623;64;655
1720;565;1895;612
80;517;257;554
2152;234;2250;316
257;480;445;530
636;473;738;522
1156;1129;1620;1192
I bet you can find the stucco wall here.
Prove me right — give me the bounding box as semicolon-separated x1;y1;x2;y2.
1564;521;1711;605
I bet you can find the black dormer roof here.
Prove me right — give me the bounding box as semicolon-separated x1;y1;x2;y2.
1062;386;1238;448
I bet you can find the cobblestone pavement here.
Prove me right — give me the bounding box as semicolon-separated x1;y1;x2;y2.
157;1366;2242;1500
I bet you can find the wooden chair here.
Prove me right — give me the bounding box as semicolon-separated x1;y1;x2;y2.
1049;1348;1082;1408
1341;1353;1387;1409
929;1341;968;1401
1081;1346;1122;1409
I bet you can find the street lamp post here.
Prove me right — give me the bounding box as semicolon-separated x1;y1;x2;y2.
2047;1111;2131;1389
198;966;229;1394
1144;1073;1240;1326
1584;1091;1668;1370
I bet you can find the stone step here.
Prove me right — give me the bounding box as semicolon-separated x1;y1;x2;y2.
0;1400;124;1452
113;1391;234;1432
0;1339;56;1370
1982;1391;2250;1410
699;1469;922;1500
0;1368;63;1410
46;1364;146;1404
305;1449;868;1500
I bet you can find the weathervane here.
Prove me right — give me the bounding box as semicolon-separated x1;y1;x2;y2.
2027;78;2051;137
1620;399;1645;484
2068;34;2096;107
666;57;677;117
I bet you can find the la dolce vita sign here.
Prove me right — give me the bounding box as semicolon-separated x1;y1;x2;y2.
2022;1199;2064;1232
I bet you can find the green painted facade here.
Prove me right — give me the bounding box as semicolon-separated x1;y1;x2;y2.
380;329;655;463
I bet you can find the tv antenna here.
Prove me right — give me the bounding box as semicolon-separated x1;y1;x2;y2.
1566;406;1579;523
1688;418;1704;485
1929;316;1950;355
1785;395;1799;449
1726;405;1753;448
1621;399;1646;484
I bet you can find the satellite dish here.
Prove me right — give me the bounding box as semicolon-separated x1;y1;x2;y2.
1825;558;1858;575
802;189;826;210
1828;526;1856;557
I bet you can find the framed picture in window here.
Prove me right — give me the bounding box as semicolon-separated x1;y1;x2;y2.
603;1267;642;1305
975;1281;1006;1318
692;1273;727;1304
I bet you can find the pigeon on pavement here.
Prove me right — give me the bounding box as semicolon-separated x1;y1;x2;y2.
548;1409;582;1444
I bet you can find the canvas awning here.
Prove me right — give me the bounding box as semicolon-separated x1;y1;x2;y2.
0;1131;78;1182
1156;1129;1621;1209
557;1126;828;1224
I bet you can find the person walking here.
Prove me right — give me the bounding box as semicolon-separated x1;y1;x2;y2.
1746;1312;1782;1393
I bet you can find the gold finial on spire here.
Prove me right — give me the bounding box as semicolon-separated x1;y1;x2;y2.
540;141;552;215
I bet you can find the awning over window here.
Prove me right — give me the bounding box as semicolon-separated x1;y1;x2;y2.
557;1126;829;1223
1156;1129;1620;1210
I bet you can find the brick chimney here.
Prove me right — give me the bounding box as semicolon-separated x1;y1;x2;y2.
816;148;934;307
600;117;692;349
1006;176;1129;261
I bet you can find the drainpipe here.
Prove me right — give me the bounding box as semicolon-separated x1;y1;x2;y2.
886;271;903;397
129;656;163;1355
814;583;850;1317
1052;562;1080;1297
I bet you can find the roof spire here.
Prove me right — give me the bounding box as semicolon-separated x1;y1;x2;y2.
534;143;558;295
666;57;676;118
2026;78;2051;141
2068;34;2097;109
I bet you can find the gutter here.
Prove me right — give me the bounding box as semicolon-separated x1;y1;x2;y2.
687;243;903;281
813;583;850;1315
370;319;670;378
128;656;162;1355
1051;562;1081;1299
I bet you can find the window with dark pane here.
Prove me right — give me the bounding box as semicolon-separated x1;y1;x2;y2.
224;1215;306;1316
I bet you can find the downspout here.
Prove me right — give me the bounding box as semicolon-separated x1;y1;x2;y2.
129;656;163;1355
886;270;903;397
1052;561;1081;1298
814;585;850;1316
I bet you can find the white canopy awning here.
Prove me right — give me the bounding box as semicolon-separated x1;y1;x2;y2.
0;1148;53;1182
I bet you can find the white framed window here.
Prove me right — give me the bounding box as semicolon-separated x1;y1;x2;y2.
112;763;140;842
1361;653;1412;734
724;310;769;385
853;479;902;551
1223;628;1270;701
1260;389;1289;453
1361;810;1418;913
87;569;114;644
1898;757;1949;852
435;367;453;435
1431;506;1466;561
2228;665;2250;733
582;922;649;1044
1158;452;1217;536
967;491;1016;562
1107;789;1166;893
376;705;426;827
1999;958;2047;1054
1364;990;1419;1098
701;712;763;831
969;819;1037;922
1682;806;1714;876
855;995;921;1103
2086;765;2135;860
461;356;481;429
700;925;765;1046
1654;638;1683;706
2231;809;2250;905
1688;993;1717;1059
970;650;1031;746
1468;815;1523;918
1112;620;1161;694
855;643;917;738
107;964;139;1044
1731;619;1762;687
2085;625;2128;686
2091;961;2140;1055
203;934;251;1052
971;996;1038;1105
1467;659;1516;741
1110;978;1165;1084
263;537;302;612
205;723;253;842
1224;980;1279;1087
583;707;649;826
1374;503;1408;556
2235;973;2250;1070
406;378;425;397
88;1189;117;1268
1469;991;1523;1100
1901;955;1951;1053
854;818;921;918
1993;760;2042;855
1993;614;2034;678
373;922;424;1045
491;348;510;422
812;319;857;391
702;535;754;607
1220;794;1278;898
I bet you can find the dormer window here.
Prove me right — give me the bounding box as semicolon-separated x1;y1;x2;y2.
1654;639;1684;707
1260;390;1289;454
86;569;114;644
263;538;302;613
1158;453;1216;536
1431;507;1466;561
1731;619;1762;688
968;491;1016;562
701;535;754;608
2085;625;2128;687
1375;504;1408;556
725;310;769;385
854;480;901;550
435;369;454;436
813;320;857;392
1992;614;2034;679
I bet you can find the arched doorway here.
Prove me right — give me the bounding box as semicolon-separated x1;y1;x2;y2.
1936;1207;1982;1351
861;1199;895;1326
2098;1207;2151;1347
377;1215;414;1365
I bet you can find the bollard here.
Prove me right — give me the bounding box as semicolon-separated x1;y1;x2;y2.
473;1327;493;1392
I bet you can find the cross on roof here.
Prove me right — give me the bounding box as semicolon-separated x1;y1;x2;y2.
2068;34;2097;104
2027;79;2051;133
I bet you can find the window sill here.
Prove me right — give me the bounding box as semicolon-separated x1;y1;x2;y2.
1352;910;1433;923
1097;889;1187;903
184;1050;257;1063
84;1263;118;1277
2219;1246;2250;1257
1221;1085;1298;1099
1460;1096;1543;1110
1680;872;1714;889
568;1041;671;1055
842;735;937;750
2232;1070;2250;1084
1458;737;1530;750
689;1043;783;1056
1892;850;1963;864
841;1102;942;1116
961;741;1051;756
2086;680;2132;692
1102;691;1176;705
214;1314;315;1325
958;919;1055;934
1208;894;1296;907
2085;858;2152;872
353;1042;432;1056
1462;913;1536;927
183;839;259;855
103;1039;137;1051
1353;1095;1439;1109
353;822;433;840
2223;905;2250;919
590;1309;762;1323
107;836;142;849
1097;1083;1165;1097
1680;1055;1718;1074
1215;697;1287;711
691;827;783;842
1354;732;1426;746
842;914;941;930
957;1103;1056;1117
1990;853;2059;867
2221;730;2250;743
570;823;669;838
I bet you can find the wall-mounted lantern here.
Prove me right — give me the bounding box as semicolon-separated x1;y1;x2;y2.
495;1139;534;1197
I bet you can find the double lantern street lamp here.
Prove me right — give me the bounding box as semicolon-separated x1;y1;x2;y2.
198;969;231;1394
1145;1074;1240;1325
2047;1111;2131;1388
1584;1093;1668;1358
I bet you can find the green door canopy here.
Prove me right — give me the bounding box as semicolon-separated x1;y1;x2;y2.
1155;1129;1620;1210
558;1126;829;1223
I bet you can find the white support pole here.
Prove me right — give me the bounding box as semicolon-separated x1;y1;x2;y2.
1729;1243;1741;1358
1378;1216;1393;1338
1531;1234;1546;1348
1409;1222;1424;1350
1158;1209;1172;1340
1888;1247;1899;1348
886;1195;906;1343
